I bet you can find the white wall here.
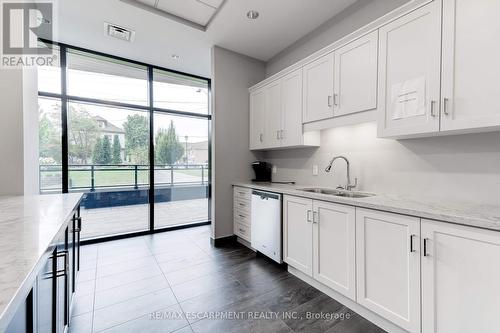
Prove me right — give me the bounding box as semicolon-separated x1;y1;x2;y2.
0;68;39;196
211;46;266;239
266;0;410;76
264;122;500;205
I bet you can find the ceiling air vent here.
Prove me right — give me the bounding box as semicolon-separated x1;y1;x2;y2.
104;22;135;42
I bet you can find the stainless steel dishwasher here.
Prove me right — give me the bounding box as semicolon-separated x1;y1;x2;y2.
251;190;282;263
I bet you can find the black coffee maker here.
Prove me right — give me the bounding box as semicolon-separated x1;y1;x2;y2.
252;161;272;182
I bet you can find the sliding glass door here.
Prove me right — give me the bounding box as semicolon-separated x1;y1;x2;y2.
37;42;211;240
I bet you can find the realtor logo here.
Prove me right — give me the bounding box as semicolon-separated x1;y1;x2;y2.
1;0;55;67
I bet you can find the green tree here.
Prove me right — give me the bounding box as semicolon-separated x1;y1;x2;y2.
39;113;61;163
155;121;185;165
123;114;149;164
92;137;103;164
101;136;112;165
92;137;112;165
112;135;122;164
68;106;99;164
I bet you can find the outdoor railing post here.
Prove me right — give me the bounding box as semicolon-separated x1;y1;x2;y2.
90;165;95;192
134;165;138;189
170;165;174;186
201;165;204;184
39;165;42;193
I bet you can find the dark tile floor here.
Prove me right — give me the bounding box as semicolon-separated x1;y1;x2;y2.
69;225;386;333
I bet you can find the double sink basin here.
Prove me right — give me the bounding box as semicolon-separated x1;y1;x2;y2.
298;187;375;199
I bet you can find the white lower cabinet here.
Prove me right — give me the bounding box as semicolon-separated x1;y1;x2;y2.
355;209;421;333
421;219;500;333
313;201;356;300
283;195;313;275
283;195;356;300
282;195;500;332
233;187;252;242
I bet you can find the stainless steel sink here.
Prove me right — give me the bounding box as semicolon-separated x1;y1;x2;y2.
298;188;375;198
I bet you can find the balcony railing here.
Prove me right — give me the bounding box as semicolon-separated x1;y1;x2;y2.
39;164;209;193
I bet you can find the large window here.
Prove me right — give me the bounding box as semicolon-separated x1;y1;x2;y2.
38;43;211;240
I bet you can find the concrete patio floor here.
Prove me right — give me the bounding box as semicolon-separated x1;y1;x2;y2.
81;198;209;240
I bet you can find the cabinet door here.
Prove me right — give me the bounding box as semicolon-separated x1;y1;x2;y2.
281;69;303;147
264;80;283;148
37;248;54;333
249;89;266;150
356;209;420;333
303;53;334;123
422;220;500;333
377;1;441;138
334;30;378;117
313;201;356;300
54;228;69;333
441;0;500;132
283;195;313;276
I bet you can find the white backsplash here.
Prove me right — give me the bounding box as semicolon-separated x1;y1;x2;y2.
263;121;500;205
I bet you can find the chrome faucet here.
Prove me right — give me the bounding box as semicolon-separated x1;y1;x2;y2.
325;156;358;191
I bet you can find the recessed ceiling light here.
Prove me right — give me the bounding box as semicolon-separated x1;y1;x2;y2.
171;54;180;60
247;10;259;20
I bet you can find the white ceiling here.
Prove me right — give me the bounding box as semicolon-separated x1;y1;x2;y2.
133;0;225;28
49;0;357;78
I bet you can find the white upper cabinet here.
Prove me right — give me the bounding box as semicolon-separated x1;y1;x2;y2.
303;53;335;123
356;209;421;333
334;30;378;117
249;69;319;150
281;70;304;147
441;0;500;132
249;88;266;150
377;1;442;138
264;80;282;149
421;220;500;333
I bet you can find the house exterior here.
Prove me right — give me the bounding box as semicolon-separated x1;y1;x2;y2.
94;115;126;161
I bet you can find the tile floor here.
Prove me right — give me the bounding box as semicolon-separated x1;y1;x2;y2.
69;225;386;333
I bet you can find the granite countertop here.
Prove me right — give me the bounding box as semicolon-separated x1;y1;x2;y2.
0;193;83;331
233;182;500;232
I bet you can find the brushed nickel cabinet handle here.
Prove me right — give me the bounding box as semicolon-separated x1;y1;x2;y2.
430;100;436;117
333;93;339;106
328;95;333;107
313;211;319;224
443;98;450;116
410;234;416;253
307;210;312;222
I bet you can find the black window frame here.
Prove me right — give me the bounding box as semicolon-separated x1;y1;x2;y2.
37;39;212;242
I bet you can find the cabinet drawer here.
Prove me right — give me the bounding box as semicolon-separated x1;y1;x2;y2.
233;198;251;214
234;222;251;241
234;187;251;201
234;210;251;226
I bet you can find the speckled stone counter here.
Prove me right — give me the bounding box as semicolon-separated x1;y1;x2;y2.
233;182;500;232
0;193;83;331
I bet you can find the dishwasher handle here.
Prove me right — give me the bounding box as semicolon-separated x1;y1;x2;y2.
252;190;280;200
